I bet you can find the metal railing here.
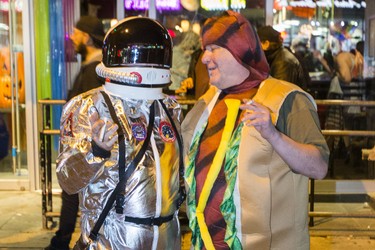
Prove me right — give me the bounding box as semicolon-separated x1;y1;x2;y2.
309;99;375;226
39;99;65;229
38;98;375;228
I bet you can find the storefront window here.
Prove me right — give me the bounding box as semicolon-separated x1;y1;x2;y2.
273;0;375;180
0;0;27;178
273;0;366;73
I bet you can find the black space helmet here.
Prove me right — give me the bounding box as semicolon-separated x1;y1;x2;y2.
96;16;173;88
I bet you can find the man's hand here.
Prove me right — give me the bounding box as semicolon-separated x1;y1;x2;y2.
90;112;118;151
240;99;279;142
175;77;194;94
240;98;328;179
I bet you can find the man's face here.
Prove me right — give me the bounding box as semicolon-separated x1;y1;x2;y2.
70;28;89;59
201;44;249;90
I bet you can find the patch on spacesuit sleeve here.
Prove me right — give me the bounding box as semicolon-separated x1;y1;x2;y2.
159;121;175;143
62;112;74;137
131;123;146;141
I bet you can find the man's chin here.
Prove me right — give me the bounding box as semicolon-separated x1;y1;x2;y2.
210;81;220;89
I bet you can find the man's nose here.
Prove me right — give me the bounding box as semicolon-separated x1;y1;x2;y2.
201;50;210;64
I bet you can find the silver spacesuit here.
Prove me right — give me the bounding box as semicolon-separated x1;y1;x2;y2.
56;17;184;249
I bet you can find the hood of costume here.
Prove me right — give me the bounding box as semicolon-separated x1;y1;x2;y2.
201;10;269;93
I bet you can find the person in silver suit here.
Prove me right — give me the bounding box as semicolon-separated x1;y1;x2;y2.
56;16;185;249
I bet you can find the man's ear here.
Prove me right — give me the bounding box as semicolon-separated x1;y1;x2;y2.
261;40;270;51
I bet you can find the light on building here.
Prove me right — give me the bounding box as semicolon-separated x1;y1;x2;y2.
231;0;246;9
192;22;201;35
110;19;118;27
181;20;190;32
201;0;229;11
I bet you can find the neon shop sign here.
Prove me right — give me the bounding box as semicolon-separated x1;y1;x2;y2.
125;0;181;10
280;0;366;9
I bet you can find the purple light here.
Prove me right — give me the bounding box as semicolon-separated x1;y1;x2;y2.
124;0;180;10
125;0;148;10
156;0;180;10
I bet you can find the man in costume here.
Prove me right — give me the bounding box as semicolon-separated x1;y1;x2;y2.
56;17;184;249
182;11;329;250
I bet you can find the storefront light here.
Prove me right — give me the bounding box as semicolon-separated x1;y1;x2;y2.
284;20;300;26
157;0;180;10
124;0;180;10
284;0;365;9
192;22;201;35
201;0;229;11
181;20;190;32
0;0;23;12
175;25;183;33
231;0;246;10
310;20;321;27
350;21;358;27
110;19;118;27
0;23;9;31
274;24;287;31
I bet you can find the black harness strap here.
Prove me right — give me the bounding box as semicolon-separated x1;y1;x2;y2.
122;100;186;228
89;92;155;241
125;213;174;226
88;94;185;241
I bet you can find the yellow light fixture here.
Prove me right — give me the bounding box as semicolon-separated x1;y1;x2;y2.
181;20;190;32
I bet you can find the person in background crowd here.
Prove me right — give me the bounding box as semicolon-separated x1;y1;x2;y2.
350;40;364;79
45;15;105;250
317;37;363;85
56;16;184;249
182;10;329;249
257;25;310;90
313;47;335;77
175;19;210;100
67;16;105;100
293;39;324;74
335;50;362;84
169;30;201;91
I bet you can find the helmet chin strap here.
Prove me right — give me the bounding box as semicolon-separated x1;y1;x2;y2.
103;82;165;100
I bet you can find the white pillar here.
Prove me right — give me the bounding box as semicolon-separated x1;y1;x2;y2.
265;0;274;26
149;0;156;19
117;0;124;20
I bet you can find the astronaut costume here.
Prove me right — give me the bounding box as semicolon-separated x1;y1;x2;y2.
56;17;184;249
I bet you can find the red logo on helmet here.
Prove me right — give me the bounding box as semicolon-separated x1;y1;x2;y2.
130;72;142;84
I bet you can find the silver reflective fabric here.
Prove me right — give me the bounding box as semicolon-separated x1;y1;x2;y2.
56;87;182;249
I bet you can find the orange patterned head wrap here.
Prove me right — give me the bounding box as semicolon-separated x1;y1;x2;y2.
202;10;270;93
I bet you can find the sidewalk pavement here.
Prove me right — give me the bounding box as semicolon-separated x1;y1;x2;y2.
1;191;375;249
